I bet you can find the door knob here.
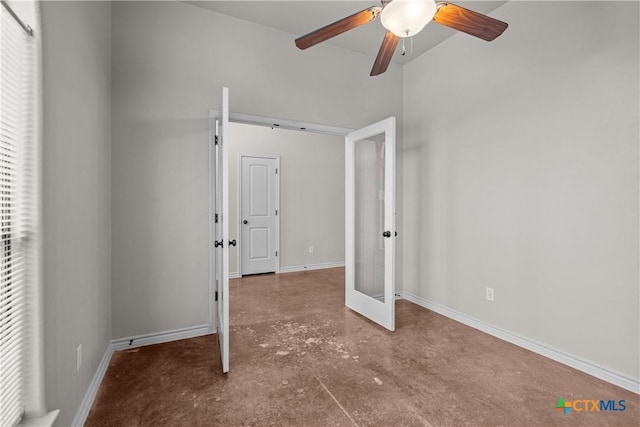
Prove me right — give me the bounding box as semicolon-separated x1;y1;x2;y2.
382;231;391;238
243;220;248;224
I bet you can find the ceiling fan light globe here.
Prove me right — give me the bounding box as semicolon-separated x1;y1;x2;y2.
381;0;437;38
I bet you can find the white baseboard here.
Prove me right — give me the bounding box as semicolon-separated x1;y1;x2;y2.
111;324;211;351
231;262;344;277
22;410;60;427
401;291;639;395
71;343;113;426
74;324;213;426
278;261;345;274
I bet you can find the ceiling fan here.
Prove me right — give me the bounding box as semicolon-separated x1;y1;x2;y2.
294;0;508;76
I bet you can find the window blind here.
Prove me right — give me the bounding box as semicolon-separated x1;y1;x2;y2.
0;2;36;426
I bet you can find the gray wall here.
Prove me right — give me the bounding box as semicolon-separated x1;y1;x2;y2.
228;123;345;274
41;2;112;425
403;1;639;379
111;1;404;339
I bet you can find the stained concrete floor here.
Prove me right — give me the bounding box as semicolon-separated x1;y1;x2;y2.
86;268;638;426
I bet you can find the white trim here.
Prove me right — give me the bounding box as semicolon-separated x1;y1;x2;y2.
20;410;59;427
71;344;113;427
401;291;640;395
278;262;345;274
208;110;216;334
111;324;211;352
229;112;353;136
72;324;214;427
208;110;354;137
236;153;241;276
232;262;343;276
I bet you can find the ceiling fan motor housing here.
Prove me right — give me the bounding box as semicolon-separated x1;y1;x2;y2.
381;0;438;38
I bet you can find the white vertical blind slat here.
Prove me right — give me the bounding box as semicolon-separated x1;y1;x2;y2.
0;2;36;425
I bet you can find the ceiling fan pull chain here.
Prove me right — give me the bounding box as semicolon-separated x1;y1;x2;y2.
401;37;406;56
411;35;413;54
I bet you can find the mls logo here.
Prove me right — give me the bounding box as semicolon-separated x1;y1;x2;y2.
555;398;572;415
555;397;627;415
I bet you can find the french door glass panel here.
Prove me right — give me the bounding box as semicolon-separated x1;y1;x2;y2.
354;135;386;302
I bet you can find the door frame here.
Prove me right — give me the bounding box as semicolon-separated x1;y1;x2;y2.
207;109;354;333
237;153;281;276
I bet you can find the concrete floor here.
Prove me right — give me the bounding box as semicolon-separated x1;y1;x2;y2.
86;268;638;426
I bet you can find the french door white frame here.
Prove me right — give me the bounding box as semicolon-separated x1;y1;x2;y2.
345;117;396;331
237;153;281;276
211;88;230;373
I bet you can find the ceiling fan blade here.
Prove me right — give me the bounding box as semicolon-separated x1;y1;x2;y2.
295;6;382;50
370;31;400;76
433;2;508;41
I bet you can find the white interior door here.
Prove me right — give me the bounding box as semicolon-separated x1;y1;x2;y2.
345;117;396;331
213;87;230;373
240;156;278;275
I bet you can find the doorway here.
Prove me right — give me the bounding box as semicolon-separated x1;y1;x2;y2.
226;122;346;279
209;97;397;374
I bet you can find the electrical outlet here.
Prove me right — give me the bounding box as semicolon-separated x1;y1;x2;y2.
308;246;314;254
76;344;83;372
486;287;495;302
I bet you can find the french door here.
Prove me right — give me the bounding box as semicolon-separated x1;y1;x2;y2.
345;117;396;331
211;87;230;372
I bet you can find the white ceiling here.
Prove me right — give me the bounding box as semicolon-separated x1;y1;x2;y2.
185;1;508;65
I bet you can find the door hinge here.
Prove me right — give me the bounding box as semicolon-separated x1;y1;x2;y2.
275;209;278;215
275;168;278;174
215;213;219;223
214;135;219;145
215;291;218;301
275;251;278;257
